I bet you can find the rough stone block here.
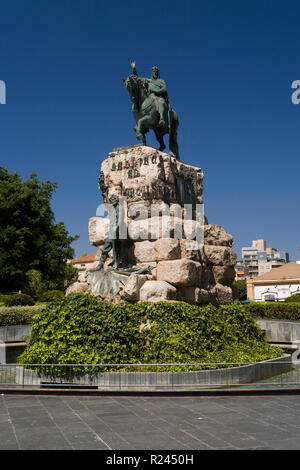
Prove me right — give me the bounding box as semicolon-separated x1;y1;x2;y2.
155;238;181;261
213;265;236;286
127;217;149;240
178;286;200;304
198;288;212;304
210;283;234;304
78;271;87;283
88;217;110;246
127;215;183;240
133;240;157;263
202;245;237;267
183;219;204;242
122;274;148;301
156;259;201;287
139;280;177;302
201;266;216;289
204;224;234;247
66;282;90;295
178;287;211;305
127;201;151;220
180;239;201;261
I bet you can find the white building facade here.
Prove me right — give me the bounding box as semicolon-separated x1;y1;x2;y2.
247;263;300;302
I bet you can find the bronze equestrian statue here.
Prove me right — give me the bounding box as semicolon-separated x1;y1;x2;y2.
123;61;180;160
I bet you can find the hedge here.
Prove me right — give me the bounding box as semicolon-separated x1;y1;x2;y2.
285;293;300;303
19;294;282;371
0;294;9;304
244;302;300;321
39;290;64;303
4;293;34;307
0;305;46;326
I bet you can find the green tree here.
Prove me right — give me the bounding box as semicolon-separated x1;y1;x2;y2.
25;269;45;299
63;262;78;289
232;280;247;301
0;167;78;292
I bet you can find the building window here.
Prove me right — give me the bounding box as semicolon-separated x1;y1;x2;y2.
264;294;276;302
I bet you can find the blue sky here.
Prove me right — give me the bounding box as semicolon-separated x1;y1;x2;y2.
1;0;299;260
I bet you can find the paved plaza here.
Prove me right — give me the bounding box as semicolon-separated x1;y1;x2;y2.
0;394;300;450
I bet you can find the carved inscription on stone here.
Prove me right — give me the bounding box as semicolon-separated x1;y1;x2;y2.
101;145;203;204
111;154;158;179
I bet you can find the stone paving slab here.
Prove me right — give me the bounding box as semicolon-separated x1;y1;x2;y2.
1;394;300;449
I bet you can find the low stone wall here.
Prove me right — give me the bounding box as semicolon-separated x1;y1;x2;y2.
0;325;31;364
0;325;32;343
256;319;300;346
14;355;291;391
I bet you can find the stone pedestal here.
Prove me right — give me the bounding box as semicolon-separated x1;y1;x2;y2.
81;145;236;304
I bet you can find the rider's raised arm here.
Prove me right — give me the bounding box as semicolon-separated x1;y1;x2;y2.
130;60;138;76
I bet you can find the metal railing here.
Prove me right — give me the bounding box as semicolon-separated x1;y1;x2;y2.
0;357;297;391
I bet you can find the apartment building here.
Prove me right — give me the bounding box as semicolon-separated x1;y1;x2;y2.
235;239;289;280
